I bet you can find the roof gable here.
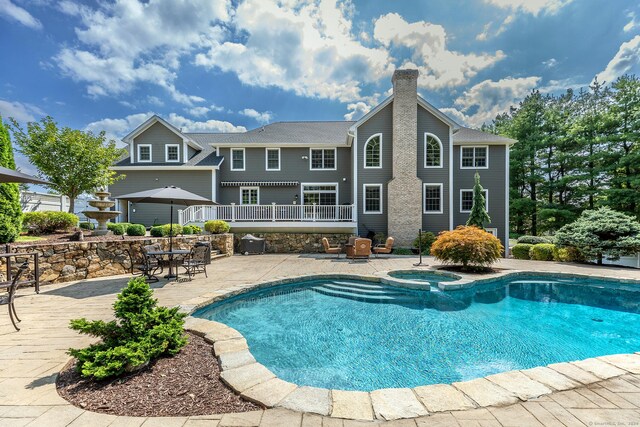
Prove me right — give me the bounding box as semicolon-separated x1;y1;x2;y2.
122;115;203;150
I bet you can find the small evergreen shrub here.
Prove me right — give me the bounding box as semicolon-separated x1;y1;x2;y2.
79;221;95;230
530;243;556;261
552;245;585;263
413;231;436;254
111;224;126;236
126;224;146;236
182;225;194;235
190;225;202;234
68;277;187;380
24;211;78;234
517;235;552;245
392;247;414;255
512;243;533;260
204;220;230;234
161;223;183;237
107;222;130;232
150;226;164;237
430;226;503;270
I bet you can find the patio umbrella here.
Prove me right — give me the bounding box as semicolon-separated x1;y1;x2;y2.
114;186;215;251
0;166;51;185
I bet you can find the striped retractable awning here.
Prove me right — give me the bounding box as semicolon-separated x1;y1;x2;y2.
220;181;299;187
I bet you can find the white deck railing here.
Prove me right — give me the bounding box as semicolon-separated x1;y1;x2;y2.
178;204;355;225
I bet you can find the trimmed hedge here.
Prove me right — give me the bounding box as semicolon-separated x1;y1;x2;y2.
182;225;194;235
107;222;130;232
111;224;126;236
512;243;533;260
79;222;95;230
190;225;202;234
516;235;552;245
161;223;182;237
126;224;146;236
150;226;164;237
530;243;556;261
204;220;230;234
24;211;78;234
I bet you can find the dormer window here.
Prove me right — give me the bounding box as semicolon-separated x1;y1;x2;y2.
137;144;152;163
165;144;180;162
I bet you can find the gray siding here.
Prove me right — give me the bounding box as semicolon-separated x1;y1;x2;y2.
109;170;213;226
417;105;451;234
453;145;507;244
217;147;352;205
133;122;184;164
356;102;393;236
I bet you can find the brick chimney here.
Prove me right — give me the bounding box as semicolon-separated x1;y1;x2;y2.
387;69;422;246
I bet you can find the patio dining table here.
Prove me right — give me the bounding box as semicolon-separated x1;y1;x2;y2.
146;249;190;280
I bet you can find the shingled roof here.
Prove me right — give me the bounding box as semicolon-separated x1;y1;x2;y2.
453;127;516;145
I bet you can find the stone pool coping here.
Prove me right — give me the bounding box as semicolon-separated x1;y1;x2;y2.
178;270;640;421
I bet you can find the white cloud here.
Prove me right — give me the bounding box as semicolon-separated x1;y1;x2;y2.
373;13;505;90
344;101;371;121
439;107;469;126
452;76;541;127
0;0;42;29
54;0;231;105
195;0;393;103
482;0;573;16
186;104;226;117
475;15;513;41
239;108;273;124
624;12;638;33
0;99;45;122
85;112;246;145
543;58;559;68
596;35;640;84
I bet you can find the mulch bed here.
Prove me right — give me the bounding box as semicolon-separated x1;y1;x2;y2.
56;332;261;417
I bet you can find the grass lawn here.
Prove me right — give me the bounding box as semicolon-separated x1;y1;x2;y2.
16;235;44;242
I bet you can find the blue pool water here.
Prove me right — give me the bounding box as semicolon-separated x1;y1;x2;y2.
194;274;640;391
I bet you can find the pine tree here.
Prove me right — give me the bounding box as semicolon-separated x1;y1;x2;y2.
466;172;491;229
0;117;22;243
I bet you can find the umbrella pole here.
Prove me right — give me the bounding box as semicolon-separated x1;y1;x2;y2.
169;201;174;252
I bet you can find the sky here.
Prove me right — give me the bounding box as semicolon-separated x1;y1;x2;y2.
1;0;640;176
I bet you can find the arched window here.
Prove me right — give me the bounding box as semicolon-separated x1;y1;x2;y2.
424;133;442;168
364;134;382;168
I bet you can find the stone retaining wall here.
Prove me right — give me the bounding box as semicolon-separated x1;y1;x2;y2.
234;233;354;253
3;233;233;285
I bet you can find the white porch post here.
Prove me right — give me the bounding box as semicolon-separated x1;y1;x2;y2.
231;203;236;222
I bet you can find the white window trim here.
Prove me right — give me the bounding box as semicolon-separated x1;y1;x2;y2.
231;148;246;171
362;184;383;214
165;144;180;163
300;182;339;205
460;145;489;169
137;144;152;163
239;186;259;205
460;188;489;213
265;147;281;171
363;133;382;169
486;227;498;237
309;148;337;171
423;183;443;214
424;133;443;169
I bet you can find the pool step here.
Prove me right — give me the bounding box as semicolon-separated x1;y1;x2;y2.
311;281;426;304
321;283;406;296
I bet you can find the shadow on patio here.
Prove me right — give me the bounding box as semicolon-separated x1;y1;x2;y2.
39;275;173;299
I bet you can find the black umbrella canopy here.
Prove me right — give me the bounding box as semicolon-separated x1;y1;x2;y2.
114;186;215;205
0;166;51;185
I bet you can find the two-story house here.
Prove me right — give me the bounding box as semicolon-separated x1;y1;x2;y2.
109;69;514;251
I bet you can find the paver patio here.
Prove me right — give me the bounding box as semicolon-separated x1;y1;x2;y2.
1;254;640;426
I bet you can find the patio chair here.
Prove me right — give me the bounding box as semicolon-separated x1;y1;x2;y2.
0;261;29;331
126;246;163;283
345;236;357;259
322;237;342;258
373;237;395;258
182;244;209;280
349;238;372;262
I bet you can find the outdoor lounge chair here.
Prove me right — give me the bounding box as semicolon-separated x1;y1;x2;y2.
322;237;342;258
349;238;372;262
373;237;395;258
182;244;209;280
0;261;29;331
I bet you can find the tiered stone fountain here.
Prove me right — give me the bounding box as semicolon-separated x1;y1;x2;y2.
83;190;120;236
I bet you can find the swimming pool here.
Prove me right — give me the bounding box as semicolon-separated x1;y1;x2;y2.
194;274;640;391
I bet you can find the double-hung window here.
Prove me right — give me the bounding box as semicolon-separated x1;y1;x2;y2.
165;144;179;162
423;184;443;214
265;148;280;171
310;148;336;170
231;148;245;171
240;187;259;205
363;184;382;214
364;134;381;168
137;144;152;163
460;189;488;213
461;146;488;169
